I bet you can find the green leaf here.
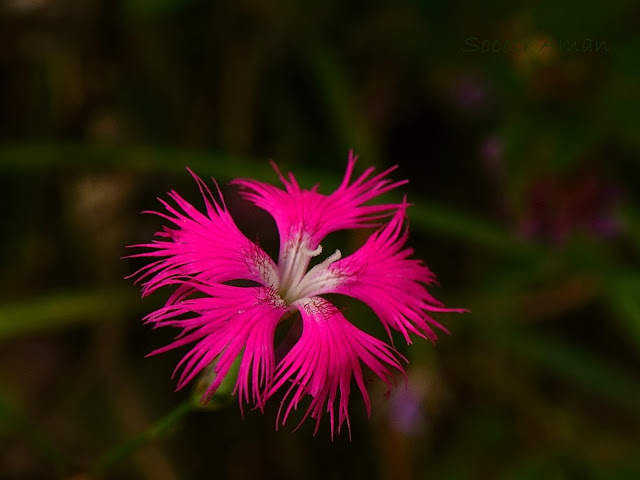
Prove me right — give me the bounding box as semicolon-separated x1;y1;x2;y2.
489;327;640;417
604;273;640;353
0;143;275;181
408;199;541;254
0;288;140;341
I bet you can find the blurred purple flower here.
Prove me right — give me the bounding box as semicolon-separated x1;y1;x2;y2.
479;134;504;166
389;383;426;436
479;134;506;184
450;73;491;115
518;171;624;244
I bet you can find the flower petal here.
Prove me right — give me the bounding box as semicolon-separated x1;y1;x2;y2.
232;150;408;261
320;202;467;343
145;283;288;411
126;169;279;295
271;296;404;439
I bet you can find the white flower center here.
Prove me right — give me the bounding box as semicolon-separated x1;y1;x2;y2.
278;233;342;304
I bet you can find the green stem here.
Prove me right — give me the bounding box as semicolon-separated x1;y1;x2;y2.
88;400;193;479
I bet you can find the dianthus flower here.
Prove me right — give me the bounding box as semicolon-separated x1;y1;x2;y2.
128;151;462;437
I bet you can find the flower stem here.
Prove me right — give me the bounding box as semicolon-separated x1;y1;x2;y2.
88;400;193;479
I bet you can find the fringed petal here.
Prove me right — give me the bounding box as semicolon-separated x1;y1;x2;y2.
126;169;279;295
232;150;408;262
146;283;288;411
322;202;467;344
271;296;405;439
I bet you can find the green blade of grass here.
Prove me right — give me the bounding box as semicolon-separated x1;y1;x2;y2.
0;143;276;181
0;142;541;252
487;326;640;417
408;199;542;254
0;288;141;341
604;273;640;353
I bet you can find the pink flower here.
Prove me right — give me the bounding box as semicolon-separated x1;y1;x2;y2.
128;151;463;437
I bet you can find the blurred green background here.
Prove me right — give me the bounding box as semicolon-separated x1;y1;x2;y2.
1;0;639;479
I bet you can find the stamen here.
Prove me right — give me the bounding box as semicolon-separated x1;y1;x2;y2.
315;249;341;270
302;244;323;257
283;249;343;302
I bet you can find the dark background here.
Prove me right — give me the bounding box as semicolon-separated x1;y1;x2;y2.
1;0;639;479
